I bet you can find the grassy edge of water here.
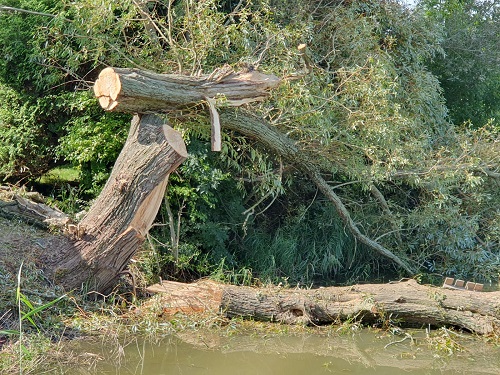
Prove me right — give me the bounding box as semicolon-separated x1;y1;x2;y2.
1;216;499;374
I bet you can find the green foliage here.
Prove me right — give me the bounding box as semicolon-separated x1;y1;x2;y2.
1;0;498;284
420;0;500;126
56;91;130;194
0;0;62;91
0;84;53;180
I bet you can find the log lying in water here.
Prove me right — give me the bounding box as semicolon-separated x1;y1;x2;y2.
146;279;500;335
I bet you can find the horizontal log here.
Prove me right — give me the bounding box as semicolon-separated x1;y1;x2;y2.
145;279;500;335
0;191;72;229
94;67;280;112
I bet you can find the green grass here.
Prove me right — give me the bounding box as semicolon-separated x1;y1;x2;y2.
38;166;79;185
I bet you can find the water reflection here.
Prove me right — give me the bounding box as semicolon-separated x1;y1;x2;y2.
60;330;500;375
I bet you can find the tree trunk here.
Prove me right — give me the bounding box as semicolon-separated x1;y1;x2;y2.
146;279;500;336
39;67;279;293
41;114;187;293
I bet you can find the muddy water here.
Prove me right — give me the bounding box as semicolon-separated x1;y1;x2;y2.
58;330;499;375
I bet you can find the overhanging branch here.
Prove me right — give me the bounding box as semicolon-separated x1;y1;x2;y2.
220;111;415;275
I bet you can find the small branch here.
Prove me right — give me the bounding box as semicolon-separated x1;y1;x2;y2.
369;184;403;248
224;0;245;26
132;0;165;47
163;193;179;262
0;5;56;18
384;333;413;349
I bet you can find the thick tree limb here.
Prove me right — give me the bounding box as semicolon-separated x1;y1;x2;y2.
146;279;500;336
93;67;280;112
0;191;71;229
220;111;415;274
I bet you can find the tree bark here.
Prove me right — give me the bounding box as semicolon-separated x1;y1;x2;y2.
146;279;500;336
41;114;187;292
93;67;280;112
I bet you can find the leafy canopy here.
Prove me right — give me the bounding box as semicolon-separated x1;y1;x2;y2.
0;0;498;282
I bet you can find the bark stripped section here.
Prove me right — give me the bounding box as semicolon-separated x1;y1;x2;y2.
219;279;500;335
42;114;187;293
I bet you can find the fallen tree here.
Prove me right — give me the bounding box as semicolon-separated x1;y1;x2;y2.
145;278;500;336
35;67;281;293
2;65;415;291
92;66;415;276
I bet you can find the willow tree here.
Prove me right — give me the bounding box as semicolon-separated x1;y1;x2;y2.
10;0;498;287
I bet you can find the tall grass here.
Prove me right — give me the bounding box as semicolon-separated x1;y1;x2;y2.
234;203;373;285
0;262;66;374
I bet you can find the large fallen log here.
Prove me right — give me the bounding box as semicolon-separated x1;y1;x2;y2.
145;279;500;336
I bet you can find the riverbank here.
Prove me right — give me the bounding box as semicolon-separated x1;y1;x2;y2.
1;215;499;374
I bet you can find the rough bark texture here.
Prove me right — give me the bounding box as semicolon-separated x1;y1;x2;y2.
12;66;280;293
41;114;187;293
93;67;280;112
146;279;500;336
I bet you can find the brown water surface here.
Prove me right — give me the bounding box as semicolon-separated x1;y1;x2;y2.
57;329;500;375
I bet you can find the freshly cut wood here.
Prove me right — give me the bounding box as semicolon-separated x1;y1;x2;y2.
146;279;500;336
94;66;279;152
94;67;280;112
41;114;187;292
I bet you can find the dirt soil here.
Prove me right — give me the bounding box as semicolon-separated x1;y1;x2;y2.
0;216;51;274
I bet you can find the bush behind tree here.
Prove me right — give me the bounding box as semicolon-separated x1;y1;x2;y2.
0;0;498;283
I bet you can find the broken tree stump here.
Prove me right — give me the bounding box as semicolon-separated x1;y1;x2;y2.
41;114;187;292
146;279;500;336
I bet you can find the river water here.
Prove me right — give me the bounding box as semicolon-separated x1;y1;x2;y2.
52;328;499;375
